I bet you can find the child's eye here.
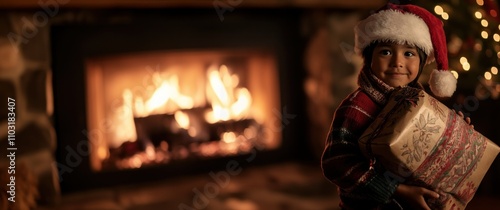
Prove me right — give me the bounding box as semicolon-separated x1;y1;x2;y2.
380;50;391;55
405;51;416;57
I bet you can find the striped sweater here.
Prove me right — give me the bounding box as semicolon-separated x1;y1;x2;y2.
321;68;421;209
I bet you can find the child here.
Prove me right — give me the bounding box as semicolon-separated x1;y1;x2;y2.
321;3;459;210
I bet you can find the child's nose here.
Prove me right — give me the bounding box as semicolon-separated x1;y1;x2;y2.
390;54;404;68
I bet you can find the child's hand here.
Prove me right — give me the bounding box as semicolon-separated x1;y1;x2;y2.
394;184;439;210
456;110;474;129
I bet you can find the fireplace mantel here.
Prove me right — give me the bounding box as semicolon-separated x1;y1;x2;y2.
1;0;385;9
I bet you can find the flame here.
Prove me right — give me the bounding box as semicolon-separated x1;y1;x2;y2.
134;97;146;117
208;70;230;106
231;88;252;116
174;111;190;129
132;74;195;117
145;81;171;113
205;65;253;123
166;75;194;109
108;89;138;148
129;65;251;123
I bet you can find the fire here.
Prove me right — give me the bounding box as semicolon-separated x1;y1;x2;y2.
86;51;281;172
110;64;254;149
134;74;194;117
208;70;230;106
132;65;253;121
205;65;253;123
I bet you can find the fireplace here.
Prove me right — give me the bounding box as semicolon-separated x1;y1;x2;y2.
51;9;306;192
86;49;281;172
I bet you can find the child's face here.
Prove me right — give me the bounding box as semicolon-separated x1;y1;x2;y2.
370;43;420;87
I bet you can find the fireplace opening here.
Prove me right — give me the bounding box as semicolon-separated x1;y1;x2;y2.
85;50;281;172
51;9;306;193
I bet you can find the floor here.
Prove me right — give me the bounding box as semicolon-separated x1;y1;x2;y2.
39;161;340;210
37;161;500;210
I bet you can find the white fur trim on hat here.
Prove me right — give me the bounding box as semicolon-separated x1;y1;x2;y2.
354;9;434;58
429;69;457;97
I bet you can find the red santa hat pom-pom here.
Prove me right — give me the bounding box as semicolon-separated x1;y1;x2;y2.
429;69;457;98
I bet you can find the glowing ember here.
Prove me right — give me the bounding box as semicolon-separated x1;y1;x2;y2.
222;132;237;143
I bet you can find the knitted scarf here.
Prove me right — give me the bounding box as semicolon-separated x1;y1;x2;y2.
358;67;422;106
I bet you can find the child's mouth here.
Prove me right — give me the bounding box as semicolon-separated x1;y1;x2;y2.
386;72;407;76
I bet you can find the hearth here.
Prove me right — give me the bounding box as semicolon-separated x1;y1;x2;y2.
51;9;306;192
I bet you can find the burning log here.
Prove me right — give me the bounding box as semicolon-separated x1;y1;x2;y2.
133;107;209;147
106;107;258;158
133;107;260;148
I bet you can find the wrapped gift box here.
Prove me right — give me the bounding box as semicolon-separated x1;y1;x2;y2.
359;87;500;210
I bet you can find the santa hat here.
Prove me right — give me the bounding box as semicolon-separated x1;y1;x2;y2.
354;3;457;97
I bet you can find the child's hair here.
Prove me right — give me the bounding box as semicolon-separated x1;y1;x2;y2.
361;41;428;86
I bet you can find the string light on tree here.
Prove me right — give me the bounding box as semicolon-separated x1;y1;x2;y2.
481;19;489;27
460;57;471;71
485;71;493;80
476;11;483;19
460;57;470;71
492;66;499;75
460;57;468;64
434;5;444;15
482;31;489;39
442;12;449;20
494;33;500;42
433;5;449;19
